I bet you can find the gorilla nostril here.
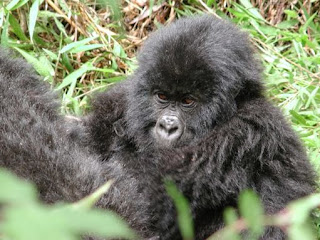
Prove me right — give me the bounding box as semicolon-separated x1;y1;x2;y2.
159;122;165;129
168;127;178;135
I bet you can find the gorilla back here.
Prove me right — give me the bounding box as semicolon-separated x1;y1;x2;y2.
0;15;316;240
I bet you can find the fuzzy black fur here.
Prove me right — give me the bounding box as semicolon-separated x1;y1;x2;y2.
0;15;315;240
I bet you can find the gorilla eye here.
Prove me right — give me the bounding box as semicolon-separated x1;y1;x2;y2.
181;97;195;106
157;93;168;102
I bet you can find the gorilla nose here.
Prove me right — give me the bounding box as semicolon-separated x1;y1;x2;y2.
156;115;183;141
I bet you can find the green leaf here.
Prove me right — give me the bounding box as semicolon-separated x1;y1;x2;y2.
0;169;136;240
0;169;37;204
6;0;29;11
222;207;241;240
165;180;194;240
286;194;320;240
284;10;298;18
60;208;137;239
98;0;121;21
288;194;320;225
72;180;113;210
57;61;94;91
14;48;53;80
149;0;155;15
305;86;319;109
0;7;4;27
42;48;58;61
238;0;264;21
300;11;317;33
289;110;307;125
113;41;122;57
8;13;28;41
288;222;316;240
38;10;61;18
2;205;75;240
59;36;98;54
53;16;69;37
224;207;238;225
276;20;299;29
39;55;55;80
104;75;126;83
57;0;70;14
29;0;40;42
259;25;278;36
2;205;136;240
94;67;115;74
206;0;216;8
0;13;10;47
61;52;74;72
5;0;20;10
70;44;105;53
238;190;264;238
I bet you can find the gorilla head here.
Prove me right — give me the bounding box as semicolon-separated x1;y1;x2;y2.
125;15;263;150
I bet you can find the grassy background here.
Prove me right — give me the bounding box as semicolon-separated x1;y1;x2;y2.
0;0;319;239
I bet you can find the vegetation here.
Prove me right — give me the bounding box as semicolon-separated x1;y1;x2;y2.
0;0;319;239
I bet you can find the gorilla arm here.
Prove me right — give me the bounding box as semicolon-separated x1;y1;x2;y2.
0;50;108;203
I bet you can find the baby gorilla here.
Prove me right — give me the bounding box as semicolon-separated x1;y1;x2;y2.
76;15;316;239
0;15;315;240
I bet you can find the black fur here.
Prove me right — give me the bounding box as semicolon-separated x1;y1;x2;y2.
0;15;315;240
0;49;105;203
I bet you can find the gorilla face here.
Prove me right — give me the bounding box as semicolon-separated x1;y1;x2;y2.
151;90;197;147
125;15;262;151
126;68;220;150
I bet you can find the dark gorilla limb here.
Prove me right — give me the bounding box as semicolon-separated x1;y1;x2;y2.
0;49;106;203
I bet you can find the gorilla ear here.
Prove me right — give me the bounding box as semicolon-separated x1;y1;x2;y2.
113;119;125;137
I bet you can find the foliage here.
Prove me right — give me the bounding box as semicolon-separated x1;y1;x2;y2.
208;191;320;240
165;180;194;240
0;0;319;239
0;169;136;240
